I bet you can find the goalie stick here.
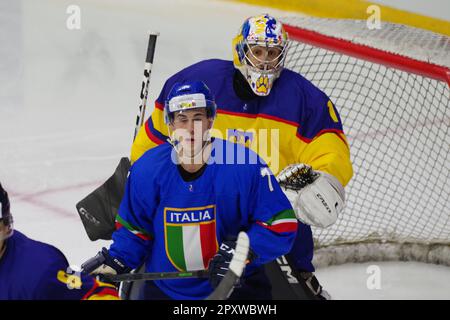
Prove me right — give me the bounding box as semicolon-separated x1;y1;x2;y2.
265;257;319;300
76;32;159;241
267;165;325;300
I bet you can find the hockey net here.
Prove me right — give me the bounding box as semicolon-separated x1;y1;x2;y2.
281;17;450;267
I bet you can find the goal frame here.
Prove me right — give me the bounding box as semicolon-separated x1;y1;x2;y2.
283;23;450;86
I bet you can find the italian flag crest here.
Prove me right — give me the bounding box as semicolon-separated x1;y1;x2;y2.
164;205;218;271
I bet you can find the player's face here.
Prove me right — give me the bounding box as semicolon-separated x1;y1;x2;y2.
246;45;282;71
170;109;213;157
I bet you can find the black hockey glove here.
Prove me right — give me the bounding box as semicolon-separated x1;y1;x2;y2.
81;247;131;276
208;240;255;289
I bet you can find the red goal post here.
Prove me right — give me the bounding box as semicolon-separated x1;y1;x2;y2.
284;24;450;86
281;17;450;267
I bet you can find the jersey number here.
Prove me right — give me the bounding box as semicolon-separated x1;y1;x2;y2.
327;100;339;123
261;167;274;192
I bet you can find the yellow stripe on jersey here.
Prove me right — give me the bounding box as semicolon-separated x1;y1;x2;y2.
87;294;121;300
131;126;158;163
131;105;353;187
296;132;353;186
131;107;169;163
327;100;339;123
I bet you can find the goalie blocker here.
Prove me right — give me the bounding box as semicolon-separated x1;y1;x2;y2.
277;164;345;228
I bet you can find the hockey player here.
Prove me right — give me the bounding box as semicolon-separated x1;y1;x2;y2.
130;14;353;298
0;183;119;300
84;81;298;300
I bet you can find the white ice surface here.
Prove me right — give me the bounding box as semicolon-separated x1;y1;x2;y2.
315;261;450;300
0;0;449;299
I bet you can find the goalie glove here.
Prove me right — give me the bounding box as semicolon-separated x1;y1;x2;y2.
277;164;345;228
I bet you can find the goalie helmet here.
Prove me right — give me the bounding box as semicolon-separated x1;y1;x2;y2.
0;183;13;240
164;81;217;124
232;14;289;96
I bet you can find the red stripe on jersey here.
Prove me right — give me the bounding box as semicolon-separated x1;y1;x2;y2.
82;281;99;300
116;221;152;241
296;131;312;143
297;128;347;145
257;221;298;234
92;287;120;299
145;121;165;145
135;232;152;241
200;221;218;269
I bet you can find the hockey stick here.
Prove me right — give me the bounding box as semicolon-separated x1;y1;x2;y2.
102;232;249;300
206;231;249;300
101;270;208;282
76;32;159;241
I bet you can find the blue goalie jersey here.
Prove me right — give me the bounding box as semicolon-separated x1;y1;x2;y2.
109;138;297;299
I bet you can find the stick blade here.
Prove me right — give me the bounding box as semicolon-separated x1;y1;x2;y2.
76;157;130;241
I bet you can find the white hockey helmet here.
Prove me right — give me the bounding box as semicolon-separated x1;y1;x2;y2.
232;14;289;96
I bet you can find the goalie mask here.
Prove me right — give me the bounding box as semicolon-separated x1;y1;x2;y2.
233;14;289;96
0;183;13;241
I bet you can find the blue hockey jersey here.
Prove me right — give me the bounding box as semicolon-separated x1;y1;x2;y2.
109;138;297;299
0;230;119;300
130;59;354;273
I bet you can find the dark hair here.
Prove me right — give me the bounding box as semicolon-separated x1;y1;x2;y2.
0;183;12;226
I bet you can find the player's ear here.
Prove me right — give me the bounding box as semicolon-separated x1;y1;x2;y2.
168;120;175;132
0;239;4;256
207;117;214;130
0;222;7;245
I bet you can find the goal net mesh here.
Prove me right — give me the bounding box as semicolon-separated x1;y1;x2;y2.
281;17;450;266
